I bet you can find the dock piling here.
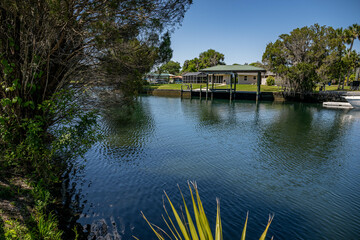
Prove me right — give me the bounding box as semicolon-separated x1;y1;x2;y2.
200;85;202;100
190;84;193;99
206;75;209;100
230;74;233;102
256;71;261;101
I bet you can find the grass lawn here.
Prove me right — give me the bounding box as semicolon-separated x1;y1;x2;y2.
145;83;281;92
314;85;351;91
145;83;204;90
214;84;281;92
146;83;358;92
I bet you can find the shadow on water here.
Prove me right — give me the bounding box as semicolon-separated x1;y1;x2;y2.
63;99;157;239
96;99;155;166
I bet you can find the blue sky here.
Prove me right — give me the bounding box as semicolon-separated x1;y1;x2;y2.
170;0;360;66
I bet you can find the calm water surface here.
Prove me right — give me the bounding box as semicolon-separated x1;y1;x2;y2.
67;96;360;239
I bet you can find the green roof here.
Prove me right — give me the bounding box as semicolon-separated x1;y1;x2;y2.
200;65;266;73
146;73;174;77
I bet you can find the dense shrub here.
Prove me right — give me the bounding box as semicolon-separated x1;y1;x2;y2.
266;76;275;86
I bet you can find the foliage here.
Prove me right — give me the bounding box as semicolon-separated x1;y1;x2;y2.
158;61;181;75
0;0;192;237
341;24;360;88
0;88;98;183
1;181;63;240
266;76;275;86
262;23;359;93
250;62;265;68
349;73;356;82
30;182;63;240
0;0;192;175
262;24;325;92
3;219;31;240
141;182;274;240
182;49;225;72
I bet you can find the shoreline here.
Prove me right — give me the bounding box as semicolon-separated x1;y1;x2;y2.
144;88;355;103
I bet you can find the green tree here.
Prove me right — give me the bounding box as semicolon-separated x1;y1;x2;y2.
0;0;192;175
262;24;346;93
250;62;265;68
158;60;181;75
182;49;225;72
342;24;360;88
199;49;225;67
325;27;347;88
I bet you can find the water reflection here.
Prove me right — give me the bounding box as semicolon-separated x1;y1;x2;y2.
97;100;155;165
69;96;360;239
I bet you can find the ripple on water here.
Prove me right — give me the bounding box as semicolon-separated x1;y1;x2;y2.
69;97;360;239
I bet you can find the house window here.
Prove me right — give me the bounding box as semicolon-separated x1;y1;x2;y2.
244;76;247;81
253;76;256;80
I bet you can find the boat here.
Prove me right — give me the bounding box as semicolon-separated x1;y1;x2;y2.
323;101;353;109
343;95;360;108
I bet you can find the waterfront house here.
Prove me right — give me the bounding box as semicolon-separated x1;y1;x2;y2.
144;73;174;84
182;72;207;83
200;65;267;85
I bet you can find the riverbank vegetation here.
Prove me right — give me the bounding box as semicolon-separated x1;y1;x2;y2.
0;0;192;238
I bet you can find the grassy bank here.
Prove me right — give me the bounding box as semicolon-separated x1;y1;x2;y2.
0;172;64;240
145;83;355;92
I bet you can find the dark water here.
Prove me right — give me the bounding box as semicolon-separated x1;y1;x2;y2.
68;96;360;239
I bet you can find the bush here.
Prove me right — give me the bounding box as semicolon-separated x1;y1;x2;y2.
266;76;275;86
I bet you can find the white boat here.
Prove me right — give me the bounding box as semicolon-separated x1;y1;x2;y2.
323;101;353;109
343;96;360;108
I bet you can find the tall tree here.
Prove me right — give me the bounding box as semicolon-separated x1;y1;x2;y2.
182;49;225;72
263;24;348;93
0;0;192;172
342;24;360;88
198;49;225;67
157;60;181;75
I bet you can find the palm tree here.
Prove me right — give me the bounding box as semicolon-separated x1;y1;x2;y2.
342;24;360;89
334;27;346;90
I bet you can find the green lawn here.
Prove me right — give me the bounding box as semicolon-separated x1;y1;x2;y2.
146;83;204;90
145;83;281;92
213;84;281;92
314;85;351;91
145;83;358;92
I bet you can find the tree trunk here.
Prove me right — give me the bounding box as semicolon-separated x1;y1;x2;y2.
337;75;342;90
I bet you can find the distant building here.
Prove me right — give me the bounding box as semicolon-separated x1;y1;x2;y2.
144;73;174;84
169;75;183;83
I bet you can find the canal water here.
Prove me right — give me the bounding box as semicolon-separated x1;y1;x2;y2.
67;96;360;239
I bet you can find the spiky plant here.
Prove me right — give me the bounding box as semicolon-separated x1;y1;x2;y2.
138;182;274;240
